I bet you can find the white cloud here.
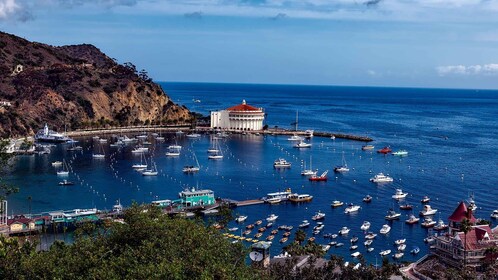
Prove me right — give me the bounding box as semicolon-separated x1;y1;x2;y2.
0;0;20;19
436;64;498;76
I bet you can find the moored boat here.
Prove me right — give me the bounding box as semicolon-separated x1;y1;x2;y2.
380;224;391;234
399;204;413;210
236;215;248;223
392;150;408;156
377;146;392;154
273;158;291;168
385;209;401;220
392;189;408;200
491;210;498;219
405;214;420;224
434;218;448;231
331;200;344;207
362;145;375;151
294;140;312;148
344;203;361;214
266;214;279;222
339;226;350;235
369;173;393;183
288;193;313;203
421;217;436;228
421;196;431;203
363;195;372;203
299;220;310;228
311;211;326;221
379;249;391;256
309;170;328;181
419;205;438;216
360;221;371;231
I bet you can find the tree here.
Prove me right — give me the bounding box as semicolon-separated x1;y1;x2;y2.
295;229;306;244
460;218;472;268
0;140;18;201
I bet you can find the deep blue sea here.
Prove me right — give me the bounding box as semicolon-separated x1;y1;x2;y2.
5;82;498;264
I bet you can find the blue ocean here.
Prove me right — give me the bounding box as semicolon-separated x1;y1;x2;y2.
5;82;498;264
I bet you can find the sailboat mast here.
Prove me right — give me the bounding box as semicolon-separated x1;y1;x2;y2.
295;110;298;131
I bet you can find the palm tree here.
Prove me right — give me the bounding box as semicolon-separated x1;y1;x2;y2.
460;218;472;268
295;229;306;244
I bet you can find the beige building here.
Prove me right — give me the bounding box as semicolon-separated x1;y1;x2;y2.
210;100;265;131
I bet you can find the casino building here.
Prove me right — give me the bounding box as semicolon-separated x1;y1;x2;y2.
210;100;265;131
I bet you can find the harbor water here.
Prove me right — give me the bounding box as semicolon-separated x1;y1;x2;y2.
5;82;498;264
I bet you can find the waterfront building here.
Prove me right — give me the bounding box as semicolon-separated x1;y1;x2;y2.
7;216;36;234
433;201;498;270
210;100;265;131
178;188;215;208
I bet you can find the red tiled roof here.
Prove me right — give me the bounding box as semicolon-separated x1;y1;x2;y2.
456;225;493;250
227;103;261;112
7;218;33;225
448;201;476;223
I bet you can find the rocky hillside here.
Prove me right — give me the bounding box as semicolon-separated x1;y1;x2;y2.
0;32;191;138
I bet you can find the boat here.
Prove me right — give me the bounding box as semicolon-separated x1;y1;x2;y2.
56;160;70;176
132;147;149;153
168;144;182;150
399;204;413;210
393;252;404;259
351;251;361;258
392;150;408;156
362;195;372;203
142;160;158;176
228;227;239;232
331;200;344;207
367;247;375;252
182;150;200;173
58;179;74;186
258;227;266;233
434;218;448;231
334;152;350;173
394;239;406;245
385;209;401;220
392;189;408;200
335;243;344;247
92;143;105;159
369;173;393;183
279;237;288;243
468;193;477;212
421;217;436;228
339;226;350;235
236;215;248;223
309;170;328;182
379;249;391;256
421;196;430;203
360;221;371;231
313;222;325;231
410;246;420;255
405;214;420;224
424;235;436;243
298;220;310;228
294;140;312;148
254;232;263;239
377;146;392;154
67;141;83;151
208;146;223;159
35;123;72;143
301;156;317;176
186;133;201;138
361;145;375;151
273;158;291;168
491;210;498;219
308;237;316;242
330;135;336;140
350;236;359;243
328;241;337;246
132;152;148;169
266;235;275;241
283;231;291;237
305;130;314;138
365;232;377;240
112;200;123;213
288;194;313;203
379;224;391;234
287;134;304;141
264;188;292;202
364;239;373;246
278;225;293;231
52;161;63;167
344;203;361;214
99;138;107;143
311;211;326;221
266;197;281;204
266;214;278;222
419;205;438;216
322;244;331;252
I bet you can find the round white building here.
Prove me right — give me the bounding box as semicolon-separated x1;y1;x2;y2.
210;100;265;131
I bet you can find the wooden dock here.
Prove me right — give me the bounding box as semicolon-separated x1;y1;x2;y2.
233;199;265;207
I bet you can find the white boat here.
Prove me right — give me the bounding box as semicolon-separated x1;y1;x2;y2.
294;140;312;148
434;218;449;231
165;149;181;157
236;215;248;223
208;154;223;159
360;221;371;231
208;140;223;159
334;152;350;173
331;200;344;207
311;211;326;221
392;189;408;200
394;238;406;245
98;138;107;143
411;247;420;254
344;204;361;214
405;214;420;224
365;232;377;240
183;151;200;173
392;150;408;156
142;161;158;176
132;147;148;153
168;144;182;150
266;197;281;204
228;227;238;232
339;226;350;235
351;252;361;258
361;145;375;150
186;133;201;138
35;123;72;143
364;239;373;246
266;214;278;222
288;194;313;203
132;152;148;169
468;193;477;212
287;134;304;141
380;224;391;234
393;252;404;259
52;161;63;167
313;222;325;231
301;156;317;176
397;244;407;251
491;210;498;219
265;189;292;202
385;209;401;220
419;205;438;216
305;130;314;138
299;220;310;228
421;217;437;228
273;158;291;168
92;142;105;159
369;173;393;183
379;249;391;256
56;160;70;176
367;247;374;252
322;244;331;252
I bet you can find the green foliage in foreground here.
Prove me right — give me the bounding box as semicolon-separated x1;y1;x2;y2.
0;205;260;280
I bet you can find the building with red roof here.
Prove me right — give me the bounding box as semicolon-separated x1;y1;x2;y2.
211;100;265;131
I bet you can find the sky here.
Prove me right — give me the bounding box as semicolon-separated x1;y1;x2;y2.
1;0;498;89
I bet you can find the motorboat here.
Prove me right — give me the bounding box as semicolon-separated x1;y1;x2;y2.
377;146;392;154
299;220;310;228
434;219;448;231
360;221;371;231
328;241;337;246
313;222;325;231
364;239;373;246
264;189;292;202
491;210;498;219
339;226;350;235
344;204;361;214
52;161;63;167
421;217;436;228
367;247;375;252
363;195;372;203
399;204;413;210
304;130;314;138
280;237;288;243
266;197;282;204
379;249;391;256
288;194;313;203
393;252;404;259
246;224;255;229
392;150;408;156
186;133;201;138
397;244;406;251
228;227;239;232
287;134;304;141
361;145;375;151
266;214;279;222
424;235;436;244
309;170;328;181
405;214;420;224
335;243;344;247
132;147;149;153
392;189;408;200
351;251;361;258
266;223;273;228
236;215;248;223
385;209;401;220
168;144;182;150
419;205;438;216
394;239;406;245
182;165;200;173
468;193;477;212
369;173;393;183
322;244;331;252
266;235;274;241
331;200;344;207
273;158;291;168
379;224;391;234
410;247;420;255
294;141;312;148
365;232;377;240
58;180;74;186
311;211;326;221
421;196;430;203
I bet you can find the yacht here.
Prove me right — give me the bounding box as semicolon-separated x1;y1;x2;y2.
182;165;200;173
350;236;359;243
166;148;181;157
207;142;223;159
491;210;498;219
360;221;371;231
168;144;182;150
369;173;394;183
344;203;361;214
351;251;361;258
467;193;477;212
421;217;437;228
141;161;158;176
266;197;281;204
392;150;408;156
331;200;344;207
273;158;291;168
392;189;408;200
266;214;278;222
397;244;407;251
56;160;70;176
52;161;63;167
288;194;313;203
311;211;326;221
299;220;310;228
132;152;148;169
419;205;438;216
294;141;312;148
264;189;292;202
132;147;149;153
35;123;72;143
405;214;420;224
379;224;391;234
385;209;401;220
304;130;314;138
235;215;248;223
339;226;350;235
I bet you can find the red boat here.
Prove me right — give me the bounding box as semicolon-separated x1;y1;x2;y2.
377;146;392;154
309;170;328;182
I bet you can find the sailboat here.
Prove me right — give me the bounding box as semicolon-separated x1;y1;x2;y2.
56;160;69;176
142;158;158;176
183;150;200;173
334;151;350;173
301;156;317;176
92;143;105;159
67;140;83;151
132;152;148;170
208;139;223;159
